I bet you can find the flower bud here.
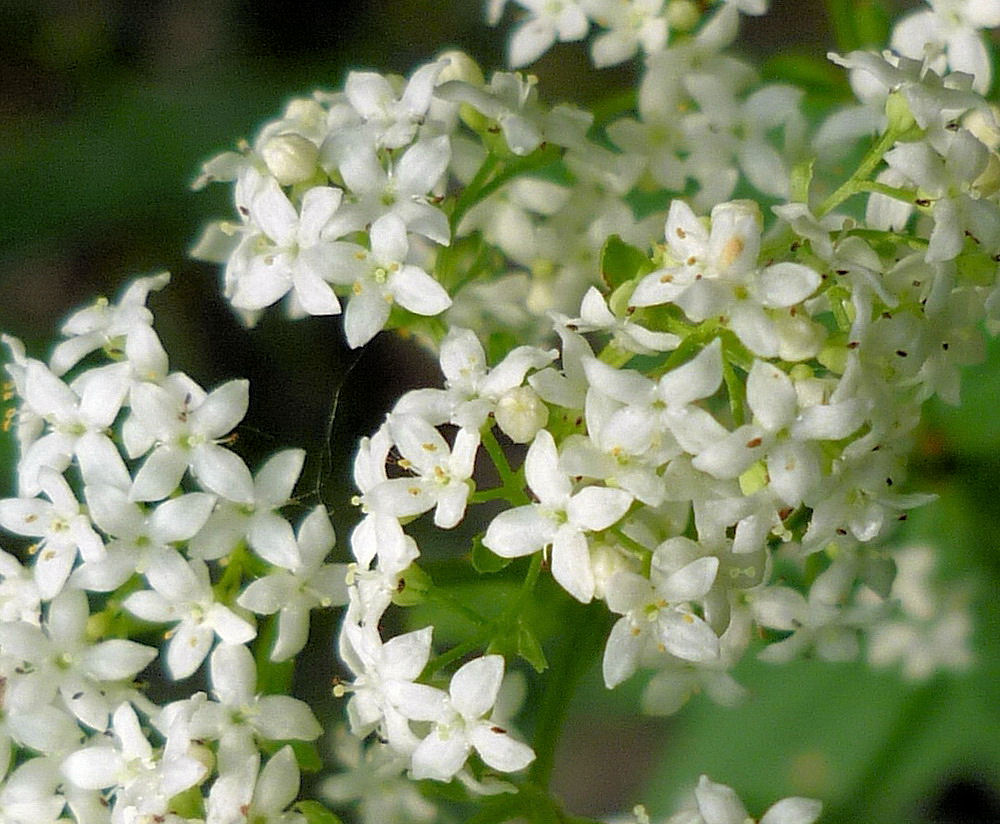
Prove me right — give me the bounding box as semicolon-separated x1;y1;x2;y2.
495;385;549;443
885;90;918;138
666;0;700;32
590;541;636;601
436;49;485;87
260;132;319;186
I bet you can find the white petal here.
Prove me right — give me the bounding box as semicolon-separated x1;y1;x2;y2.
192;444;255;504
248;512;301;568
756;263;820;308
167;622;214;679
603;616;643;688
657;611;720;662
254;696;322;740
760;797;823;824
468;724;535;773
391;265;452;316
658;339;723;407
254;746;301;815
746;360;797;431
410;727;470;781
525;429;570;505
695;775;749;824
566;486;632;532
450;655;503;720
83;639;157;680
551;526;595;603
483;505;555;558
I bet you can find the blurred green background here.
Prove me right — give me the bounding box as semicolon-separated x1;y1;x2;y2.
1;1;998;822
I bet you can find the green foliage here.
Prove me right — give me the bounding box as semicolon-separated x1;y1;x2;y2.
295;800;345;824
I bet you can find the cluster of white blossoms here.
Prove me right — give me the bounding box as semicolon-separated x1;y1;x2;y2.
0;274;345;823
3;0;999;822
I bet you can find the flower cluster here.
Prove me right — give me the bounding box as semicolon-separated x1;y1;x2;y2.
0;274;344;822
2;0;998;821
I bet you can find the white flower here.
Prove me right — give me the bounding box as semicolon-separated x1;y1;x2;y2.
122;549;256;679
483;429;633;602
322;728;438;824
344;60;449;149
584;0;668;69
49;271;170;377
692;359;866;507
0;757;65;823
188;643;321;772
237;505;349;661
61;702;207;822
12;358;130;496
73;485;215;592
205;746;305;824
128;377;254;503
436;73;546;155
393;325;556;440
602;555;720;688
891;0;1000;94
326;214;452;348
665;775;822;824
0;549;41;626
337;622;434;756
882;128;1000;262
225;169;344;316
567;286;680;355
322;135;452;244
388;655;534;782
189;448;306;566
506;0;590;68
363;413;478;529
0;467;105;599
631;200;821;357
0;589;156;730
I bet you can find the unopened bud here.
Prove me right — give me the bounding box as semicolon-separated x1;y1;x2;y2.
885;90;918;138
495;386;549;443
437;50;485;87
666;0;700;32
973;152;1000;198
261;132;319;186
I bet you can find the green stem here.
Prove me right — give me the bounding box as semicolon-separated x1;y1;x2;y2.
816;126;901;217
528;600;611;790
611;527;653;576
722;356;746;428
481;426;531;506
450;153;501;233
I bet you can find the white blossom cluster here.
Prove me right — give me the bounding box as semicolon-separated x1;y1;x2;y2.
0;274;346;823
2;0;999;822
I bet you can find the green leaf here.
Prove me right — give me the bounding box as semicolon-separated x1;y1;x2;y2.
472;536;513;574
517;620;549;673
600;234;653;290
295;800;345;824
254;613;295;695
259;740;324;773
762;54;847;97
824;0;889;52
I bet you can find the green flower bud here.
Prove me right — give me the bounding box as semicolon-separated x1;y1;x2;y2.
667;0;700;32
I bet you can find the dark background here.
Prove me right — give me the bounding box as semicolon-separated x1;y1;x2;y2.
4;2;1000;822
